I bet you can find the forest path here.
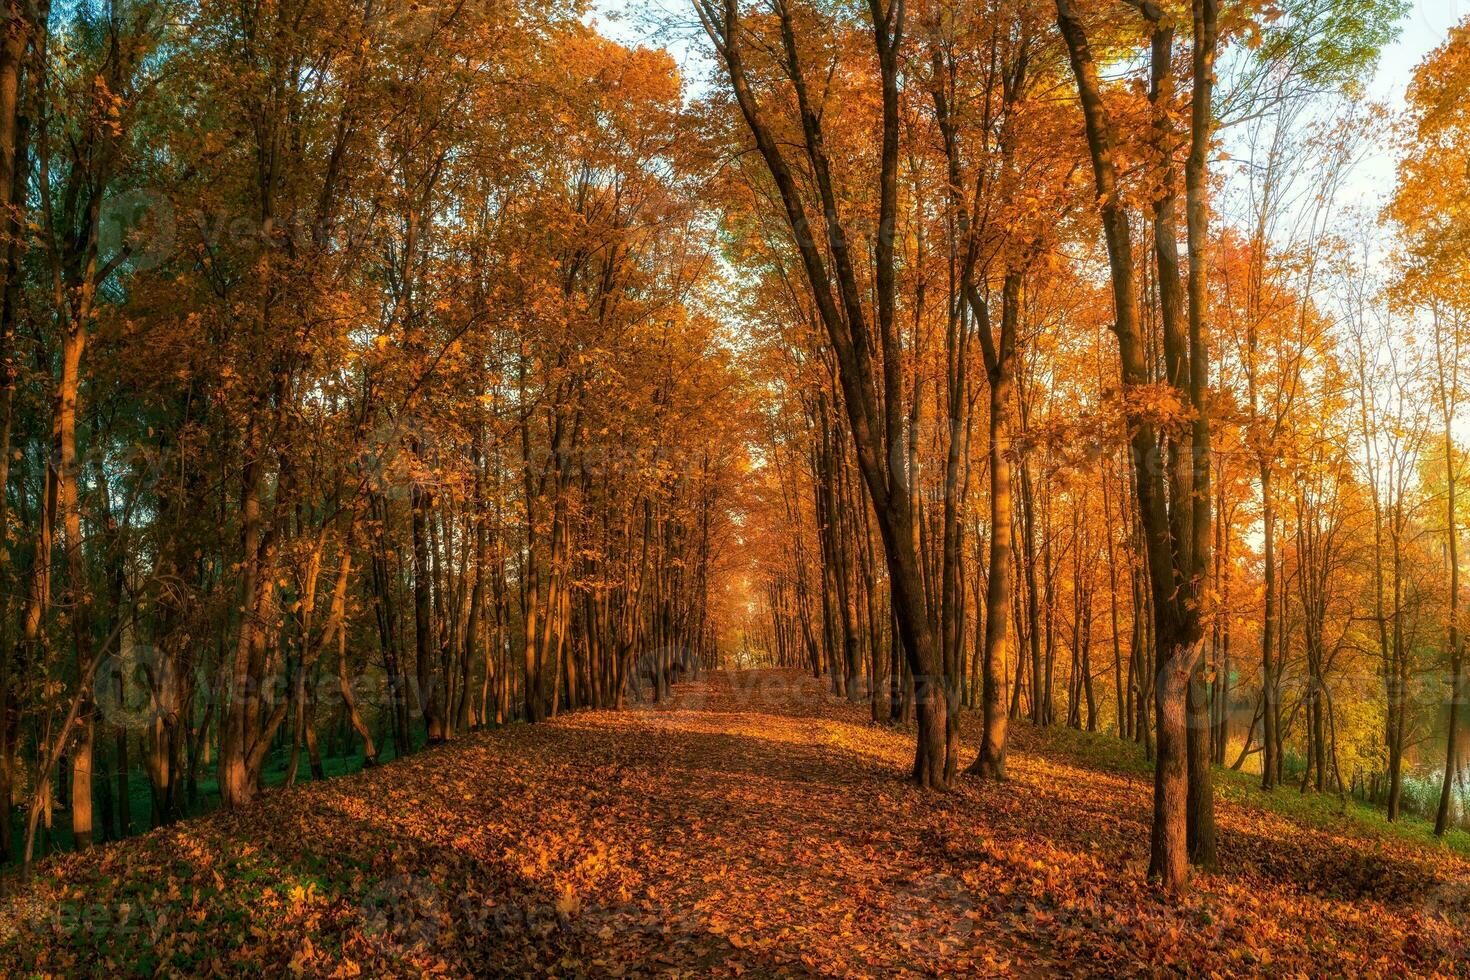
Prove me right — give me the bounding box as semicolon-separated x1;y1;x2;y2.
3;669;1468;977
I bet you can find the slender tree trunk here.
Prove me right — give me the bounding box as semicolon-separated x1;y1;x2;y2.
969;275;1018;779
410;450;445;742
1436;311;1463;836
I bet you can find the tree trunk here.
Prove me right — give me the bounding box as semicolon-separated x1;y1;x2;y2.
969;278;1017;779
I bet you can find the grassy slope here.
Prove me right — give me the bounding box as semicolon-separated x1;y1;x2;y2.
1029;722;1470;861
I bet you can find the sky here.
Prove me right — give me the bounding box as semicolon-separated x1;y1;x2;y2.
590;0;1462;100
587;0;1460;252
1346;1;1463;201
587;0;1464;248
1376;1;1462;100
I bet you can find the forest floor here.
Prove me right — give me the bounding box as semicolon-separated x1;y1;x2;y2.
2;669;1469;977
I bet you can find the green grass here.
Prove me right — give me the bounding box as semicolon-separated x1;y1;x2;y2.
1021;720;1470;861
1214;763;1470;859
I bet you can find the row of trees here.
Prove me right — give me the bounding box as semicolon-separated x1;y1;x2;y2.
0;0;748;874
712;0;1470;892
4;0;1468;903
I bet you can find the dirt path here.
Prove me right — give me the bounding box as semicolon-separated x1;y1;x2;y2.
2;669;1467;976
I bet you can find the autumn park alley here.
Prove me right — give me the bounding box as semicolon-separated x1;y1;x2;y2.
5;0;1470;975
